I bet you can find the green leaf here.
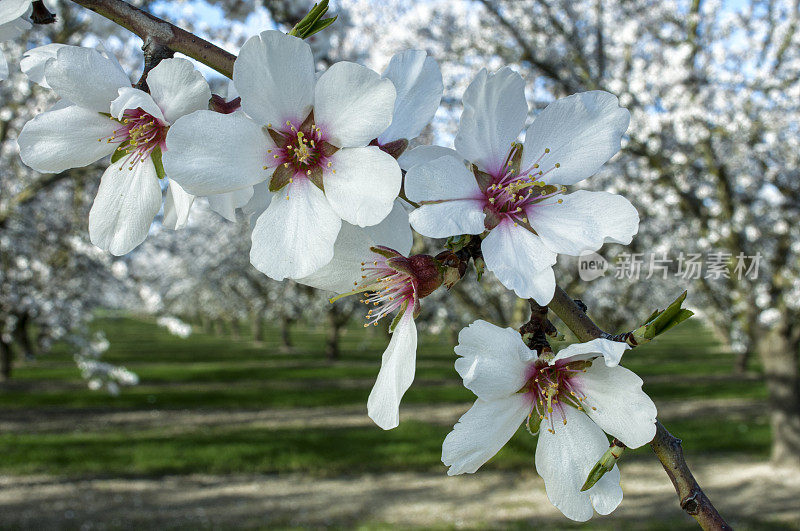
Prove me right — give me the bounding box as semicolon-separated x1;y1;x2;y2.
581;443;625;491
151;148;166;179
288;1;336;39
110;144;129;164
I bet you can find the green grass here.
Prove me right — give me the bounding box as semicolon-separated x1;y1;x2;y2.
0;315;771;477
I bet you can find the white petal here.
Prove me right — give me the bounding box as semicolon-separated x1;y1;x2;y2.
367;310;418;430
481;221;557;302
163;110;273;196
0;50;7;80
45;46;130;112
405;155;486;237
363;199;413;256
297;200;412;294
0;16;29;40
146;58;211;124
529;190;639;256
110;87;164;121
408;201;486;239
581;362;658;448
552;338;630;367
250;179;341;280
88;161;162;255
241;182;273;222
397;145;460;171
314;61;396;148
454;320;537;400
404;155;482;202
442;394;532;475
233;30;314;126
455;67;527;175
378;50;443;143
207;187;254;222
535;406;623;521
522;91;630;185
20;43;65;88
162;179;195;230
325;146;401;227
0;1;29;25
17;105;118;173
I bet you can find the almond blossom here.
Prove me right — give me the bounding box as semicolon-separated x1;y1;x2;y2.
404;68;639;304
442;320;657;521
16;46;211;254
298;202;453;429
162;30;401;281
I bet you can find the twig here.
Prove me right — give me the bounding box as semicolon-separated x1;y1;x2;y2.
651;422;732;530
546;284;730;530
68;0;236;78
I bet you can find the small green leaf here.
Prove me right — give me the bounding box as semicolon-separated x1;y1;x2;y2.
151;148;166;179
110;144;129;164
581;443;625;491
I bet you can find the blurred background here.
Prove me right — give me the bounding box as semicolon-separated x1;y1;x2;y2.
1;0;799;528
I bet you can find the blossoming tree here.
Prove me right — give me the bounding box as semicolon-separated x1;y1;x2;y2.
5;0;782;526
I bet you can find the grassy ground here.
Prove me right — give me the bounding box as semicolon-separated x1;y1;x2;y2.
0;315;785;529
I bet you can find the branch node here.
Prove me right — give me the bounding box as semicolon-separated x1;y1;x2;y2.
135;38;174;92
30;0;57;24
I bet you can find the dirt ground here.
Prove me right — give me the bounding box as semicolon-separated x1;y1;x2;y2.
1;456;798;529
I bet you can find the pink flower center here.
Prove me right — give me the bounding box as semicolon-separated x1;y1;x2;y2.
482;146;565;229
103;108;168;169
265;118;336;183
523;358;594;434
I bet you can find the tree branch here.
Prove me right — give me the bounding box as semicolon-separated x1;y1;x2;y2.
651;422;732;530
68;0;236;78
547;284;730;530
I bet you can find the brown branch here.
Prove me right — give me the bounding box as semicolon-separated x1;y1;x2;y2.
68;0;236;78
546;284;730;529
651;422;732;530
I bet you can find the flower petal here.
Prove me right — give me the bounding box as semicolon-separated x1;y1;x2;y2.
233;30;315;126
241;182;273;223
397;145;460;171
522;91;630;185
17;104;118;173
325;146;401;227
367;310;418;430
581;362;658;448
146;58;211;124
529;190;639;256
0;1;29;25
207;187;254;222
297;200;412;294
0;50;6;81
535;406;623;521
45;46;130;112
455;67;527;175
552;338;630;367
377;50;443;143
88;161;162;255
162;179;195;230
110;87;164;121
405;155;486;238
314;61;396;147
454;320;537;400
404;154;482;202
20;43;65;88
163;110;273;196
442;394;532;475
250;178;341;280
481;221;557;303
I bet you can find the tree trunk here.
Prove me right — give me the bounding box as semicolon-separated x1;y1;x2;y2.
756;326;800;467
13;313;35;361
201;315;212;334
0;340;12;381
251;312;264;344
212;319;224;336
734;349;752;374
280;316;293;351
325;311;342;361
228;319;241;340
